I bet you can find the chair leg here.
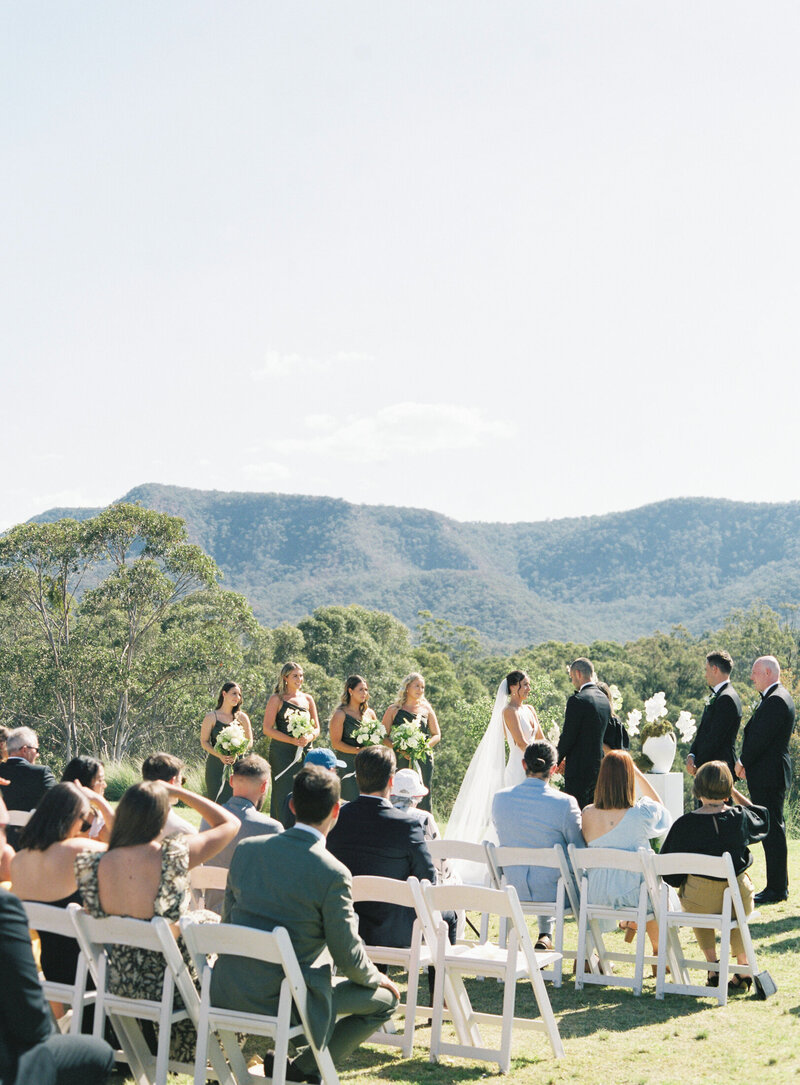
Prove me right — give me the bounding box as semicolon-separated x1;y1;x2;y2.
499;965;516;1073
403;965;420;1058
575;897;588;990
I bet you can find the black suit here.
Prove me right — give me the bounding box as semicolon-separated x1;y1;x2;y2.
0;888;114;1085
557;684;610;810
3;757;56;846
689;681;742;773
327;795;436;948
740;683;795;895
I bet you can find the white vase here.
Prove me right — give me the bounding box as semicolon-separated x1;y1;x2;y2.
642;731;677;774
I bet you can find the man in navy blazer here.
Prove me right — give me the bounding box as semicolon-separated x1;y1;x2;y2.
3;727;56;846
557;658;610;809
736;656;795;904
327;745;436;948
492;740;584;950
687;650;742;776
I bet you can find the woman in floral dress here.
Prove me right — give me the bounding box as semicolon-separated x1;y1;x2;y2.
75;780;238;1063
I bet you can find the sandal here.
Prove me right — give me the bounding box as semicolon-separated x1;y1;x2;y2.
706;962;719;987
618;921;637;944
728;974;753;993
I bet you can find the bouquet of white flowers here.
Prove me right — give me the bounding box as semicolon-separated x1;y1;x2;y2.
285;708;315;741
213;722;250;799
352;715;385;747
392;715;434;767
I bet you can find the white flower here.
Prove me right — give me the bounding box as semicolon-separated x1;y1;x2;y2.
609;685;623;714
626;709;642;737
644;691;668;723
353;717;385;747
215;722;249;757
285;709;315;740
675;710;696;743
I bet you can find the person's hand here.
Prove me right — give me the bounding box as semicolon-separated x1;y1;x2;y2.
686;755;696;777
734;760;746;780
555;759;566;775
0;778;9;787
377;973;401;1001
220;754;236;765
297;734;312;748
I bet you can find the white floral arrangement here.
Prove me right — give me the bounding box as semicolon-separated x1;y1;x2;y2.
608;684;624;714
214;722;250;759
352;716;385;747
285;708;315;741
634;692;696;744
626;709;642;738
675;710;697;743
392;715;434;765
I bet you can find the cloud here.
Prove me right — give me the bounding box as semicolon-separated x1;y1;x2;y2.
269;402;510;462
252;349;375;381
242;461;292;482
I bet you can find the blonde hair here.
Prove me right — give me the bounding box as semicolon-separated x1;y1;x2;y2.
397;672;430;710
274;661;302;696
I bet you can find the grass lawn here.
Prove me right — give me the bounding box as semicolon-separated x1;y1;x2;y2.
107;839;800;1085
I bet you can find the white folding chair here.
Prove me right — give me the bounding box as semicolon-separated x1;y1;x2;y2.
411;879;564;1072
180;917;339;1085
486;842;595;986
189;865;229;911
647;851;764;1006
71;909;197;1085
21;900;94;1034
427;839;492;942
350;874;434;1057
568;844;653;996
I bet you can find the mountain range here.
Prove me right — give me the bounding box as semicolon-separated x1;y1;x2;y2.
32;483;800;648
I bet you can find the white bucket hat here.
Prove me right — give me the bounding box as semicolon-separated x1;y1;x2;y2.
391;768;429;799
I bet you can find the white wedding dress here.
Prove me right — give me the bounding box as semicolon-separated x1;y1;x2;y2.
503;709;535;788
446;680;532;871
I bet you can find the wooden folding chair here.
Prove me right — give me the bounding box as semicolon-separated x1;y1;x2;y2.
350;874;434;1057
646;851;766;1006
411;879;564;1072
486;842;595;986
180;917;339;1085
188;864;228;912
21;900;94;1034
71;909;202;1085
568;844;653;996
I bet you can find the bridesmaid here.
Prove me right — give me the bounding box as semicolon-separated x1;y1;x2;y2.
382;672;441;813
201;682;253;803
329;675;379;803
263;662;320;825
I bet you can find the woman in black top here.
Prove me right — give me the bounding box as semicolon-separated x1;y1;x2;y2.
660;760;768;992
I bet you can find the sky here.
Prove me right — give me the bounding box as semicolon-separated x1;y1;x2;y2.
3;1;800;531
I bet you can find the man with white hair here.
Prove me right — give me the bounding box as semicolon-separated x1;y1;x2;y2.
3;728;56;845
736;656;795;904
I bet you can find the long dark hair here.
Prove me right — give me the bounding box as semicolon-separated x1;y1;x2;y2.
505;670;527;694
18;783;89;851
340;675;368;719
62;756;103;788
108;782;169;850
215;682;243;714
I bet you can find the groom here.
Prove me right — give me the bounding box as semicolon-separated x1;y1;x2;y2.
557;658;610;809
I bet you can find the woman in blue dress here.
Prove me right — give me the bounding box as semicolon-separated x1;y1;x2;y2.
581;750;672;957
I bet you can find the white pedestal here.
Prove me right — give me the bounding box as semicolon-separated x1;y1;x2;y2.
637;771;684;823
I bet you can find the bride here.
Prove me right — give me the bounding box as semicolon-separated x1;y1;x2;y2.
446;670;544;850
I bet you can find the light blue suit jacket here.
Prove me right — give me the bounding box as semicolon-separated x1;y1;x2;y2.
491;777;584;902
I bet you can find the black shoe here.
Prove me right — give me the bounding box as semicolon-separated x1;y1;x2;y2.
754;889;787;905
262;1053;322;1085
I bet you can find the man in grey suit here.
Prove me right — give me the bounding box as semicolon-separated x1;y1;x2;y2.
211;765;399;1083
198;754;282;911
492;740;584;951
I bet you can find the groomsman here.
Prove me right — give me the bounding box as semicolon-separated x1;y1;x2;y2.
686;650;742;776
736;656;795;905
557;658;610;810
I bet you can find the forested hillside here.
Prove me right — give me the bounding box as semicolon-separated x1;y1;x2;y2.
33;483;800;647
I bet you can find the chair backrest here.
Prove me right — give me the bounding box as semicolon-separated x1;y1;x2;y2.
189;865;229;892
72;910;169;956
22;899;83;938
649;852;731;882
351;874;416;909
569;846;648;878
427;839;488;866
425;880;518;921
6;809;32;827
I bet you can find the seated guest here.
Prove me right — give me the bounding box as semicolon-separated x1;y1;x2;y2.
198;754;282;911
581;750;672;957
281;748;348;829
3;728;56;845
327;746;439;948
389;768;456;884
660;760;768;992
61;757;113;843
1;791;114;1085
141;752;197;838
211;765;399;1083
492;740;584;950
75;780;238;1065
